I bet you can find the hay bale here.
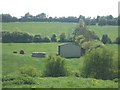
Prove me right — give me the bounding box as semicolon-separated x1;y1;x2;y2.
32;52;46;58
13;51;17;54
20;50;25;54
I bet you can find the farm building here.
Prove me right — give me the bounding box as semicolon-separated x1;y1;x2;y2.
32;52;46;58
58;43;84;58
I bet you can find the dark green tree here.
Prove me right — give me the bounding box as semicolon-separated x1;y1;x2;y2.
33;35;42;43
81;47;116;80
44;55;67;77
115;37;120;44
101;34;112;44
51;34;57;42
98;17;107;26
59;33;66;42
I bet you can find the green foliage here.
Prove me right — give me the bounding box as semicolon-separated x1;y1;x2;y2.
2;31;33;43
98;17;107;26
82;40;103;51
33;34;42;43
44;55;67;77
43;36;50;42
59;33;66;42
2;22;118;41
2;74;36;86
73;20;99;43
81;47;117;80
101;34;112;44
51;34;57;42
19;66;39;77
115;36;120;44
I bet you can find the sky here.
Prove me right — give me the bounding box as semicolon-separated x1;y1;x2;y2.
0;0;119;18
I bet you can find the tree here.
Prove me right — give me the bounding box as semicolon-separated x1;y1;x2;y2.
73;19;99;42
115;37;120;44
98;17;107;26
43;36;50;42
59;33;66;42
81;47;116;80
51;34;57;42
44;55;67;77
101;34;112;44
33;35;42;43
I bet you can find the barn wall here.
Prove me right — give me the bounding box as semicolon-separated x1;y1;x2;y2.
59;44;81;58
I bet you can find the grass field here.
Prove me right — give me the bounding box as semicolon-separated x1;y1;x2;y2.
2;22;118;41
2;22;119;88
2;43;118;88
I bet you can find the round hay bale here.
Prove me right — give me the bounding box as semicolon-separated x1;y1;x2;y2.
20;50;25;54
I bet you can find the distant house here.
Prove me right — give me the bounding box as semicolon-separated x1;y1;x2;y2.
58;43;85;58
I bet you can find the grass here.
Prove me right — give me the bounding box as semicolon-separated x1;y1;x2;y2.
2;43;118;88
1;22;119;88
3;76;118;88
2;22;118;41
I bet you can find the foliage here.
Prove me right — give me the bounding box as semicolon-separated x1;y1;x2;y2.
59;33;66;42
101;34;112;44
1;14;118;26
115;36;120;44
44;55;67;77
81;40;103;51
81;47;117;80
19;66;39;77
73;20;99;43
51;34;57;42
43;36;51;42
98;17;107;26
2;74;36;86
33;34;42;43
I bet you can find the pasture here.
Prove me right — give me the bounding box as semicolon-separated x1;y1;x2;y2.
2;22;119;88
2;43;118;88
2;22;118;41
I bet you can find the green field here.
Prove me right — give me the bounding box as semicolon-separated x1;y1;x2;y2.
2;43;118;88
2;22;119;88
2;22;118;41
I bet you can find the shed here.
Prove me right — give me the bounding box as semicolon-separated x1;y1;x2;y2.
32;52;46;58
58;43;83;58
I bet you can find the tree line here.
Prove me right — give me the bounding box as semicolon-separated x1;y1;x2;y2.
1;31;73;43
1;13;119;26
1;31;120;44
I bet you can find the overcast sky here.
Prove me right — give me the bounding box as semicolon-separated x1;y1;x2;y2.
0;0;119;18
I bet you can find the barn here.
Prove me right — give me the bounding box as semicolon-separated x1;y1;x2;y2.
58;43;84;58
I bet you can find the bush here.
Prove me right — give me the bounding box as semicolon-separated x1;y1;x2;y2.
2;74;36;86
44;55;67;77
101;34;112;44
19;66;39;77
115;36;120;44
81;47;116;80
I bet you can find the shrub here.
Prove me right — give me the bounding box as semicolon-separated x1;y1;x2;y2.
115;36;120;44
81;47;116;80
19;66;39;77
101;34;112;44
2;74;36;86
44;55;67;77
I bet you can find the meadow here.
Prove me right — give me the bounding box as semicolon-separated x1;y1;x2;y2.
2;22;118;41
2;43;118;88
2;22;119;88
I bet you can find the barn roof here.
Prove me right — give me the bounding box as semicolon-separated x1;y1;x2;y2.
59;42;80;47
